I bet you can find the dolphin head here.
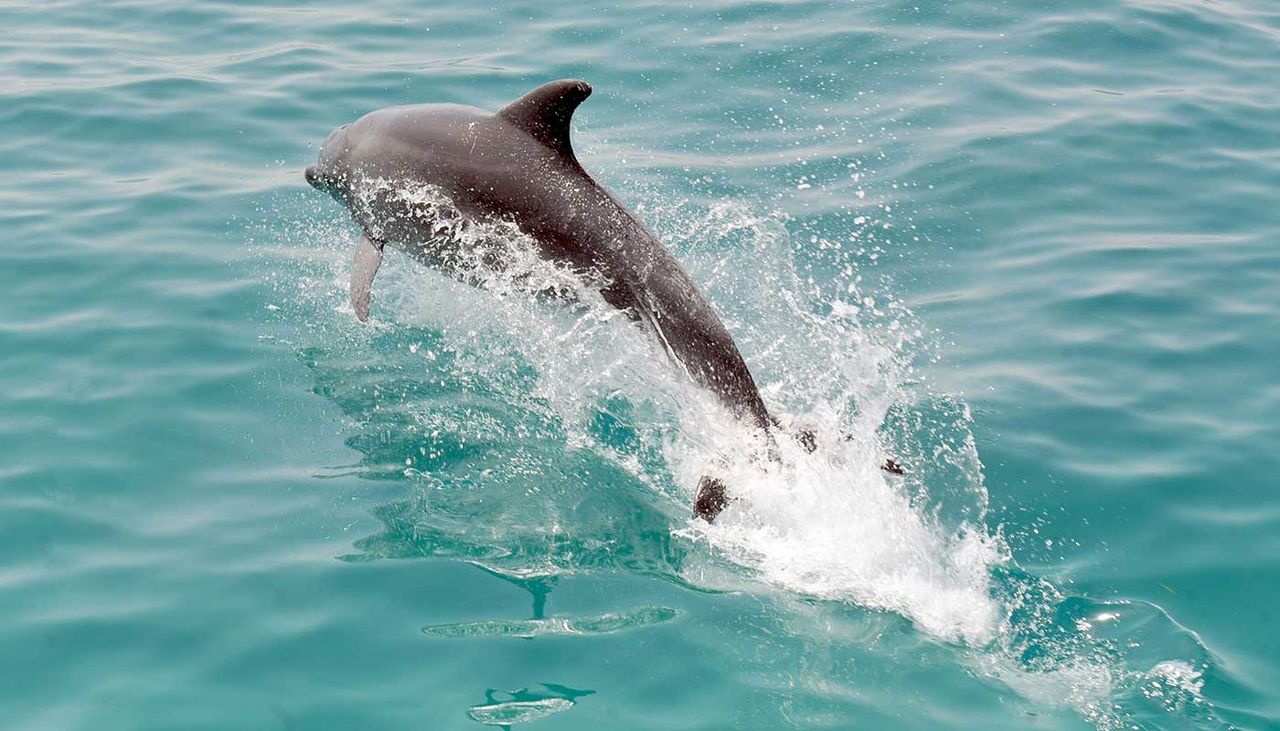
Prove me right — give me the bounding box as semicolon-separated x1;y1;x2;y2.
304;81;594;238
305;123;353;202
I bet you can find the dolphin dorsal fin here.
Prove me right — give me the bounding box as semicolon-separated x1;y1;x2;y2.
497;79;591;158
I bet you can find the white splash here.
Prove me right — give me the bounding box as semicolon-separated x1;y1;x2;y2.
267;176;1223;729
337;183;1010;645
1142;660;1207;714
683;441;1004;643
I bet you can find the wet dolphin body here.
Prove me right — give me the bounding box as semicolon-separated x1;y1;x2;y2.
306;80;794;520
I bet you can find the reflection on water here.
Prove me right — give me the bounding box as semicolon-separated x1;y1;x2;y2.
301;314;691;587
423;606;678;640
467;684;596;729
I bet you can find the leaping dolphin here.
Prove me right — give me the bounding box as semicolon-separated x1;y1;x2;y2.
305;79;892;520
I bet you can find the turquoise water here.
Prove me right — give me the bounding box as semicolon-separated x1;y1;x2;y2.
3;0;1278;728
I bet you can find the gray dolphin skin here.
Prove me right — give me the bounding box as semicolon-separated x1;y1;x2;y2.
306;80;779;520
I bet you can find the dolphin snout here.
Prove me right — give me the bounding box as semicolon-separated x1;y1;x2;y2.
305;164;347;203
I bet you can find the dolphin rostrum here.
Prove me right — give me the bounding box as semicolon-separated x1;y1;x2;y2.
306;80;884;520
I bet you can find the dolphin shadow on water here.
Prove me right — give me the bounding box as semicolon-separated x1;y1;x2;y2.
307;79;901;520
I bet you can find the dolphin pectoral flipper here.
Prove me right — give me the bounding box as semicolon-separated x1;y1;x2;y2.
350;232;385;322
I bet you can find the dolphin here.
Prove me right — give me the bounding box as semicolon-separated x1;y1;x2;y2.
305;80;895;520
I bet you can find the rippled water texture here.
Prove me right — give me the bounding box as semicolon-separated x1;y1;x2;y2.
3;1;1278;729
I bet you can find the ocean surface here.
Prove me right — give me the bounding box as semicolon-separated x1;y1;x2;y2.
3;1;1278;728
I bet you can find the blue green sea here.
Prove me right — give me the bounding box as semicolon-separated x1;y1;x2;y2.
3;1;1279;728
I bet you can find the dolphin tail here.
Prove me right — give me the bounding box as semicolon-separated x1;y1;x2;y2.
693;426;906;523
350;232;384;322
694;474;730;522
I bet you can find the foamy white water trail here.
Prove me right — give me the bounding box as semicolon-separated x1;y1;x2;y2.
683;445;1005;644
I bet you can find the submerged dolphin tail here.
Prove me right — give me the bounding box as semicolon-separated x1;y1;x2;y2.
693;426;909;522
694;475;730;522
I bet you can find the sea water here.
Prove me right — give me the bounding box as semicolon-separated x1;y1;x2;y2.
2;1;1278;729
